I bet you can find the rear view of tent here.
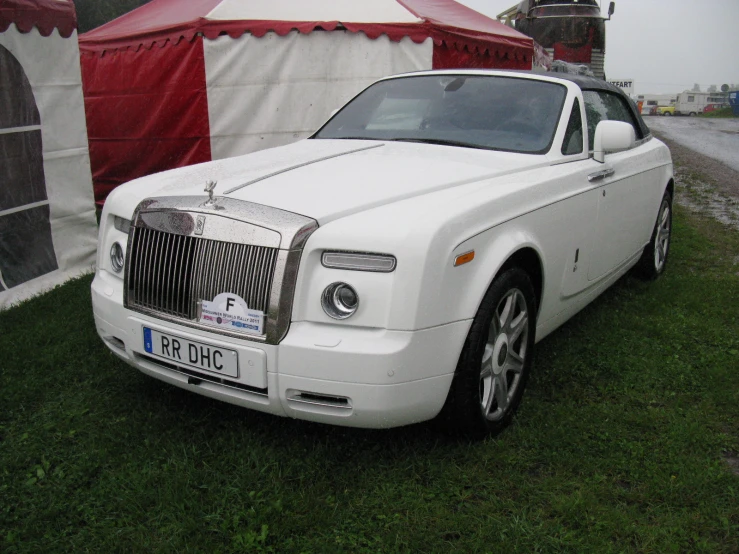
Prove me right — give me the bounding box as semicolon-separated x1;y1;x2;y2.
79;0;538;206
0;0;97;309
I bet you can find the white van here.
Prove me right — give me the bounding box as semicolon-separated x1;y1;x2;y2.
675;91;728;115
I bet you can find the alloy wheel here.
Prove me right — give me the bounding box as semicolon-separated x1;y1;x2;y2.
654;201;671;272
480;288;529;421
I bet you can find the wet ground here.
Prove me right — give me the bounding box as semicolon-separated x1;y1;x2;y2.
646;116;739;173
644;116;739;231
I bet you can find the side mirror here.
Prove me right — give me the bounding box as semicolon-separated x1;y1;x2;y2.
608;2;615;18
593;120;635;163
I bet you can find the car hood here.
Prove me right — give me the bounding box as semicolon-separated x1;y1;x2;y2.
114;139;549;224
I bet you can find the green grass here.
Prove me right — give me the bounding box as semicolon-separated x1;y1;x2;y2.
699;107;737;118
1;208;738;553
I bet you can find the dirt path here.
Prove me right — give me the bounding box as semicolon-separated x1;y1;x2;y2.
653;132;739;230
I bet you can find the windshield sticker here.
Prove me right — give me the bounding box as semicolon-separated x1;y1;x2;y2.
199;293;264;336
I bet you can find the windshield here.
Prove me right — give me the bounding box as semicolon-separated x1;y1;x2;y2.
313;75;567;154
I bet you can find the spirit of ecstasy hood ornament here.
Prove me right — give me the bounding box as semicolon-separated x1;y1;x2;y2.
204;180;218;207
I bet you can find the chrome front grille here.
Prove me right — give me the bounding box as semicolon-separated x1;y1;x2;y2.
126;226;278;321
122;196;318;344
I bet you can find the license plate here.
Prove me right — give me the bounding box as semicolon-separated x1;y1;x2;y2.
143;327;239;378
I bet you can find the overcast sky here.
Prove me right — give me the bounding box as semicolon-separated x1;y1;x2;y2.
457;0;739;95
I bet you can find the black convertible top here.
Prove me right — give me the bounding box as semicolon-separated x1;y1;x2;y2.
529;71;651;140
426;69;651;141
536;71;622;93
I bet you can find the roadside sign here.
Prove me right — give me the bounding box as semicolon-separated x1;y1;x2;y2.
608;79;634;96
608;79;634;95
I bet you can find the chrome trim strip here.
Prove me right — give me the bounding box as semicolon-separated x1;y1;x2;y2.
222;144;384;195
287;396;352;410
132;196;316;250
267;250;302;343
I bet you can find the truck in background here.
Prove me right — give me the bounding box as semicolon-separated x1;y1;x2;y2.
497;0;615;80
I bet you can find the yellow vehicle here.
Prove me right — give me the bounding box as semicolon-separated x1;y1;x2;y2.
656;106;676;116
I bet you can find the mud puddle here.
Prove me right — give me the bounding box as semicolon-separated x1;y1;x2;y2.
674;165;739;231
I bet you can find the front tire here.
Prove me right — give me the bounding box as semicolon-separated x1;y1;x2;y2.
634;190;672;280
440;268;537;438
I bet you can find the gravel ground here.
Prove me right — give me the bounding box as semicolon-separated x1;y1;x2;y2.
650;129;739;231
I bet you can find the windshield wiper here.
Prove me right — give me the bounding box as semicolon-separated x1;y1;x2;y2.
388;137;489;150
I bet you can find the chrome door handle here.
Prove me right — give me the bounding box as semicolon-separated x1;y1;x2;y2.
588;167;615;182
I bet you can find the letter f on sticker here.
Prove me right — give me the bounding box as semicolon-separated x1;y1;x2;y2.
226;297;235;311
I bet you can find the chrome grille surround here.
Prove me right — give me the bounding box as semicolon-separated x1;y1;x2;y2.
124;196;318;345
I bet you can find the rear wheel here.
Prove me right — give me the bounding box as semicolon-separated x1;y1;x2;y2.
440;268;536;438
634;190;672;280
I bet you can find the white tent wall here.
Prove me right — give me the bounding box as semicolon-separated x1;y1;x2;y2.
204;0;423;23
204;31;433;160
0;25;97;309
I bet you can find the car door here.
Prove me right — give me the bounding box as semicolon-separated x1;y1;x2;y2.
582;90;657;282
550;96;602;300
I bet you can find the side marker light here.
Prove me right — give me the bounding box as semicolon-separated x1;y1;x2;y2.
454;251;475;267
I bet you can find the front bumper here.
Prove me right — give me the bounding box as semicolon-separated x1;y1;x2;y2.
92;271;470;429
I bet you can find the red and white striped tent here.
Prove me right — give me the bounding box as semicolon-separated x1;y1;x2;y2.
80;0;538;206
1;0;97;309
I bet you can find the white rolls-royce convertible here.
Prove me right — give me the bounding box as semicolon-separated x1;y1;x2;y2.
92;70;673;437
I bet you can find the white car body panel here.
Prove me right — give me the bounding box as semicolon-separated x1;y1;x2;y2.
92;70;673;428
105;139;550;225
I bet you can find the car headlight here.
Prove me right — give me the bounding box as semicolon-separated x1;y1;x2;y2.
321;282;359;320
110;242;125;273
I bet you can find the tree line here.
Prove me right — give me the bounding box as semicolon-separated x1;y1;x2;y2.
73;0;152;34
692;83;738;94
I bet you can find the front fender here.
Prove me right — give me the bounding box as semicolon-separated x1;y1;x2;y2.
412;222;545;331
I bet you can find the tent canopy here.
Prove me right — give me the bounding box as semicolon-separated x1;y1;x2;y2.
80;0;533;59
0;0;77;37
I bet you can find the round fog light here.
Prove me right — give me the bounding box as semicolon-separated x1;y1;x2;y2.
110;242;125;273
322;282;359;320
